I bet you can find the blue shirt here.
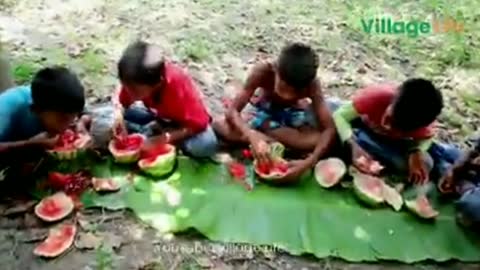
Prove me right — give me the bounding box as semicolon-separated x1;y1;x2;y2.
0;86;44;142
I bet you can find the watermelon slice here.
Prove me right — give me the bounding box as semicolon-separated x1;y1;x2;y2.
34;192;74;222
34;224;76;258
382;182;403;211
48;129;91;160
405;195;439;219
254;158;289;181
108;133;145;163
314;158;346;188
48;171;92;195
138;143;177;177
352;172;385;206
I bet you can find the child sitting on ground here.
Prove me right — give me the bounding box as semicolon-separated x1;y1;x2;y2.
438;139;480;228
112;41;218;158
332;79;443;184
213;43;337;181
0;67;90;181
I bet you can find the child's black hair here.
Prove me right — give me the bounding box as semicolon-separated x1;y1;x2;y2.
391;78;443;131
31;67;85;113
117;41;165;86
277;42;319;90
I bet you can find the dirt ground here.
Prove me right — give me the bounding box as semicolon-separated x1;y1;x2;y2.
1;0;480;269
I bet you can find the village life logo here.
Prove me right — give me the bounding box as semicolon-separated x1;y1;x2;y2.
361;17;464;38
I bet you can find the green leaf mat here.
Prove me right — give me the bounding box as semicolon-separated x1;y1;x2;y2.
38;155;480;262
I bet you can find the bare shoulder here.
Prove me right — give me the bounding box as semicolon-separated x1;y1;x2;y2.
248;60;273;79
308;78;324;98
244;60;275;90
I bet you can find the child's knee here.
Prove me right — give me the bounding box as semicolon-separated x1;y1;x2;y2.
182;126;219;158
211;117;226;134
456;188;480;226
124;106;155;125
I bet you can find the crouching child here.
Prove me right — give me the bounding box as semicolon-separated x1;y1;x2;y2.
112;41;218;158
0;67;90;186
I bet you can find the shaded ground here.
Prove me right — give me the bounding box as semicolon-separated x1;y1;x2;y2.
1;0;480;269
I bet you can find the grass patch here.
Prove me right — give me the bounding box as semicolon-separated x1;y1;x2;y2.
175;35;213;62
77;49;107;75
12;61;38;84
338;0;480;76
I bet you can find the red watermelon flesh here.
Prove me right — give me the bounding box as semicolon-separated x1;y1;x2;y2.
34;192;74;222
256;162;271;175
365;176;383;195
256;161;288;175
48;172;72;190
314;158;347;188
405;195;439;219
254;159;289;179
34;224;76;258
141;144;173;163
418;197;431;211
54;129;79;150
41;199;63;218
229;162;246;179
48;172;91;195
114;134;144;151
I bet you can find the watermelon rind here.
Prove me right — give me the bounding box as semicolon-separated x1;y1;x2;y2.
34;224;76;258
253;159;288;181
382;183;403;211
405;196;439;219
314;158;346;188
34;192;74;222
352;173;385;206
48;134;91;160
270;142;285;159
138;145;177;177
108;134;145;164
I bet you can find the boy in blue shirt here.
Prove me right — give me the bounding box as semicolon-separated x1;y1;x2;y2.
0;67;90;181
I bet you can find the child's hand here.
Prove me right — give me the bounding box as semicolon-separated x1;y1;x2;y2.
438;169;455;194
76;115;92;135
250;136;272;166
142;134;169;151
112;110;127;137
408;151;429;184
351;141;381;175
29;132;59;148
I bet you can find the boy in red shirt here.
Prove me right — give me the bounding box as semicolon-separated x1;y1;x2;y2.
113;41;218;158
333;79;444;183
213;43;337;182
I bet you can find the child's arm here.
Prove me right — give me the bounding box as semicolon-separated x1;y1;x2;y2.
0;133;58;152
406;128;436;184
225;64;264;140
332;101;381;173
440;142;480;193
111;86;133;135
332;101;359;143
307;81;337;161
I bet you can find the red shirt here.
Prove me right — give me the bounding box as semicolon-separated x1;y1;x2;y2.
118;62;210;133
352;84;435;140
